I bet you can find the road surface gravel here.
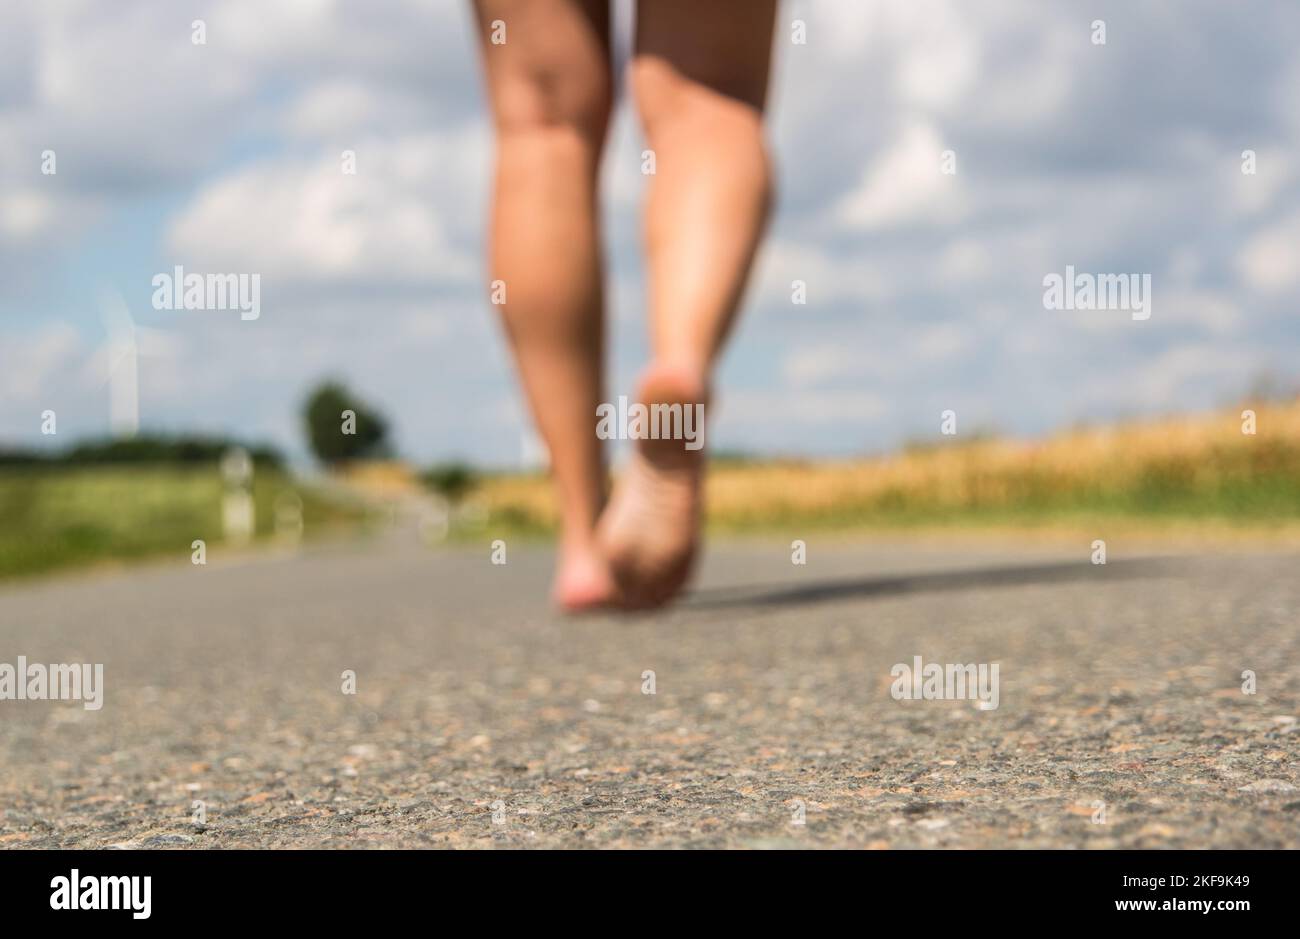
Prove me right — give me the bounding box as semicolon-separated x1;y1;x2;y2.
1;533;1296;848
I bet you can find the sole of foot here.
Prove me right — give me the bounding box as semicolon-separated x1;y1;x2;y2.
597;362;708;610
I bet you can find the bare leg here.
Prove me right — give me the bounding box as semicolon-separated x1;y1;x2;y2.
599;0;777;607
472;0;616;610
633;0;777;372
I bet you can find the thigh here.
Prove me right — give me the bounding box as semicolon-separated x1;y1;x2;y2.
471;0;613;132
633;0;777;112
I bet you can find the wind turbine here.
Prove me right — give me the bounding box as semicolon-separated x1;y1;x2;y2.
98;289;172;438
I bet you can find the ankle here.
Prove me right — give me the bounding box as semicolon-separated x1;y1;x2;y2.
559;526;601;557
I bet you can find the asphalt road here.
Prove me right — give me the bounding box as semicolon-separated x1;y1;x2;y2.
1;532;1297;848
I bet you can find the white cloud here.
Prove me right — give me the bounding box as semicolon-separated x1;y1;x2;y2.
166;133;479;286
834;122;964;230
0;190;56;239
886;2;980;112
1236;212;1300;293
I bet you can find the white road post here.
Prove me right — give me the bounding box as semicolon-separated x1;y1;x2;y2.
220;447;255;544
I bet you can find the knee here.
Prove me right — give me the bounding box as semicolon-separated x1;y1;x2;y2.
631;55;765;139
490;60;612;153
630;56;775;206
628;56;687;144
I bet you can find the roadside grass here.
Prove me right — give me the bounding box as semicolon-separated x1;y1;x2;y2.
466;399;1300;540
0;465;370;580
5;399;1298;581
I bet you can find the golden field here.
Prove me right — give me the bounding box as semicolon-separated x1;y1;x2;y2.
468;399;1300;539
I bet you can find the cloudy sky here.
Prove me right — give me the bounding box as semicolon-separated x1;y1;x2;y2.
2;0;1298;466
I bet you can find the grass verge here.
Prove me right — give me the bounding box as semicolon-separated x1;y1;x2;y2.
0;465;370;580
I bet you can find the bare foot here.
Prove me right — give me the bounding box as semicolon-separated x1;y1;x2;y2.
598;363;708;609
552;539;618;613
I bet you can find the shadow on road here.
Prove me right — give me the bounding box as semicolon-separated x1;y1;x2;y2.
684;556;1186;611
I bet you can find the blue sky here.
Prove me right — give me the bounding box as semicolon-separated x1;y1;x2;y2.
2;0;1298;467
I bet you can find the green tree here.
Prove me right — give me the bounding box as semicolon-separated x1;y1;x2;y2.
420;462;478;503
303;381;390;466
